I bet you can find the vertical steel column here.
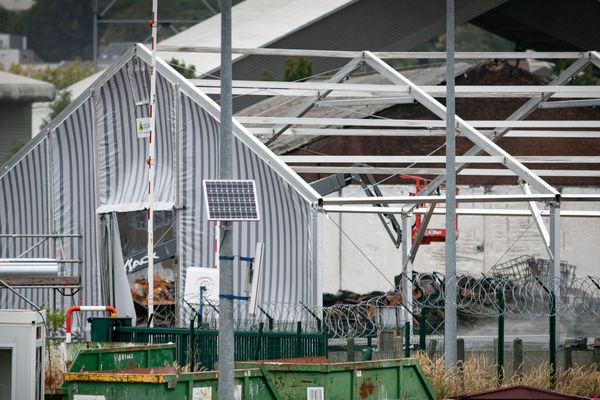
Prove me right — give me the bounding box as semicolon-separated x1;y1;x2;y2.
401;214;413;326
92;0;98;72
549;200;561;384
444;0;458;370
312;210;321;307
218;1;235;399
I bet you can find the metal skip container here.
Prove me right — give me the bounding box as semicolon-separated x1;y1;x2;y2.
62;353;436;400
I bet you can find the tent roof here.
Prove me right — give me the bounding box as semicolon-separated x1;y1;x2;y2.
2;43;320;204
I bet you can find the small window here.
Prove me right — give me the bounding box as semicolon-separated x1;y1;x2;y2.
0;348;12;400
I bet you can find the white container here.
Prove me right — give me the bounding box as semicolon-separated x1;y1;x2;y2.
0;309;46;400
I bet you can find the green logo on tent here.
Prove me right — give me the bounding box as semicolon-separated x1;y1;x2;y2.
138;121;144;131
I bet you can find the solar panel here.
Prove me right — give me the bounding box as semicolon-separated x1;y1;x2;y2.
203;179;260;221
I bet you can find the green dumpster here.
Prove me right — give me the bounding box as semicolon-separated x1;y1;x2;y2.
62;348;436;400
67;343;175;372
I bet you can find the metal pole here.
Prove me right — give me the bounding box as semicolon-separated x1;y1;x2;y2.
534;276;556;388
549;200;561;348
218;1;235;399
401;214;413;328
404;321;411;358
92;0;98;72
550;291;556;387
497;288;505;385
444;0;458;370
419;306;427;351
146;0;158;329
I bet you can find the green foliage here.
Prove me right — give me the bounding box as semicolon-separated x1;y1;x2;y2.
0;0;240;62
44;306;66;336
3;139;27;165
41;90;72;129
261;69;274;81
0;0;94;62
8;60;92;90
284;57;313;82
168;57;196;79
553;60;600;85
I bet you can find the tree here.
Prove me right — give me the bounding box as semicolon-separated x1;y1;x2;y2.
8;60;92;90
3;139;27;165
168;58;196;79
41;91;72;129
284;57;313;82
0;0;94;62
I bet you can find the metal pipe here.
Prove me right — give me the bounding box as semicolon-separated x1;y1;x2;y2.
218;1;235;399
444;0;457;370
0;263;59;276
65;305;117;343
156;45;585;60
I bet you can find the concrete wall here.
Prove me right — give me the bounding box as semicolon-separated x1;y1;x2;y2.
318;185;600;294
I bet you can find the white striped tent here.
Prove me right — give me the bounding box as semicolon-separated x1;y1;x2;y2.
0;44;321;315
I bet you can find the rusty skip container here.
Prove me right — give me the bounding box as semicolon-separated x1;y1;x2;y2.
62;356;436;400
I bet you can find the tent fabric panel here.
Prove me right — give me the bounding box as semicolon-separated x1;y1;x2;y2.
177;89;314;308
52;97;99;306
0;137;51;308
178;92;219;297
96;57;175;208
233;140;313;306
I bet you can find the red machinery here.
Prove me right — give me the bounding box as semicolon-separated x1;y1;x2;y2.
404;175;459;245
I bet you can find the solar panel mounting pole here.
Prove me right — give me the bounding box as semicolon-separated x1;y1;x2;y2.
146;0;158;329
444;0;458;370
218;0;235;399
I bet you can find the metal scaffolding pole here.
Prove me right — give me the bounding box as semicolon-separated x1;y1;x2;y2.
444;0;457;370
218;0;235;399
146;0;158;329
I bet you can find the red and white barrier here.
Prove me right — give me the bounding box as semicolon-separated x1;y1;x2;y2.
65;305;117;343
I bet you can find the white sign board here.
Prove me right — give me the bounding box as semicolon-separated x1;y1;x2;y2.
136;117;151;138
184;267;220;304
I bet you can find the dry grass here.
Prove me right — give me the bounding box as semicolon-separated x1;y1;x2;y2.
416;352;600;399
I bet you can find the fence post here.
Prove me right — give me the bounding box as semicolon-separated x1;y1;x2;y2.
497;288;505;385
296;321;302;358
189;317;195;371
594;338;600;370
404;322;411;358
363;337;373;361
513;338;523;378
347;337;356;362
457;338;465;364
419;307;427;351
300;302;322;332
535;276;556;388
564;345;573;370
427;339;438;359
254;322;264;360
258;306;274;331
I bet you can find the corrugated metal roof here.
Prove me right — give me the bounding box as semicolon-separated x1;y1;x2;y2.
453;385;590;400
159;0;356;74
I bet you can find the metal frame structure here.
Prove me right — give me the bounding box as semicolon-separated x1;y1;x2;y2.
162;44;600;367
